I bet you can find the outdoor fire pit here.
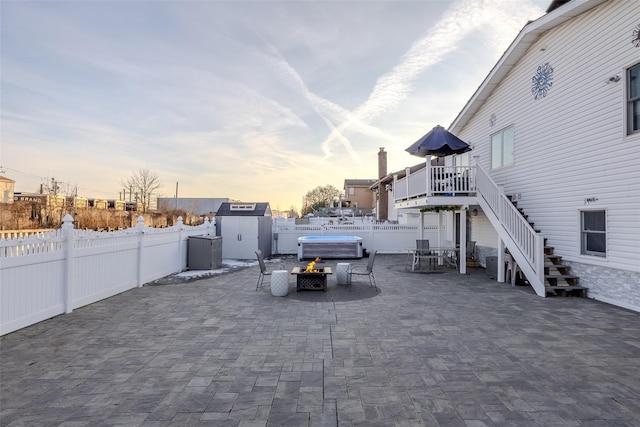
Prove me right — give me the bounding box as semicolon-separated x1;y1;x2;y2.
291;258;332;291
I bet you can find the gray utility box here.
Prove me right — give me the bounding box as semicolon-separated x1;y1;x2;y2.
485;256;498;279
188;235;223;270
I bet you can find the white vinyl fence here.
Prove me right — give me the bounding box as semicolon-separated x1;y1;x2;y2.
2;214;444;336
1;214;215;336
272;217;440;255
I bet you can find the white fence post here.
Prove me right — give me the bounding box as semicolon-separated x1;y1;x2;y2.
136;216;145;288
177;216;185;271
1;217;226;336
369;221;375;252
62;214;75;314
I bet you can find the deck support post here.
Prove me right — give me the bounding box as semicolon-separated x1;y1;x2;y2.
460;208;467;274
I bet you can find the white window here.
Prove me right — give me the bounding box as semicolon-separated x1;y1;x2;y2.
230;203;256;211
454;152;470;167
581;210;606;257
348;187;355;196
628;62;640;135
490;126;514;169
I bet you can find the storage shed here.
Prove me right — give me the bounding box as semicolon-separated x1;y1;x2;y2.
215;202;272;259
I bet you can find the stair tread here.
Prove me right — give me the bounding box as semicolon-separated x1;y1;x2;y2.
545;285;587;290
508;198;584;294
545;274;579;278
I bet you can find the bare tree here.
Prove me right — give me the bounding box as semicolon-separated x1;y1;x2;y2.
120;168;162;213
287;205;299;219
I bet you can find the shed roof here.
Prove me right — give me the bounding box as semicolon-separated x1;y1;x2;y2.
215;202;271;216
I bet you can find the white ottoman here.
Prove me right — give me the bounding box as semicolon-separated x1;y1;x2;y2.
270;270;289;296
336;263;351;285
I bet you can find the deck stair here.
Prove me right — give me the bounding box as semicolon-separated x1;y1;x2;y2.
509;196;587;297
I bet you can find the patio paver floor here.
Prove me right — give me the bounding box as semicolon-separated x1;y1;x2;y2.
2;254;639;426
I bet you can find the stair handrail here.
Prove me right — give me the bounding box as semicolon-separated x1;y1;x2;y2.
474;164;545;295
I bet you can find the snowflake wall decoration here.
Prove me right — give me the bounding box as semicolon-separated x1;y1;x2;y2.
531;63;554;100
633;23;640;48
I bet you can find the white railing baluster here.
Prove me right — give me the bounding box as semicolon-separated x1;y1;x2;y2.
392;160;543;293
475;165;545;296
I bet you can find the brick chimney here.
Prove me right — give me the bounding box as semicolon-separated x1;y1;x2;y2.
377;147;388;221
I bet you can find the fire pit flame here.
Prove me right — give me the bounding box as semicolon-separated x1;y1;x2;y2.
305;257;322;273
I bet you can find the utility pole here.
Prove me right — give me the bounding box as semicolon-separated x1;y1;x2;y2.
175;181;179;210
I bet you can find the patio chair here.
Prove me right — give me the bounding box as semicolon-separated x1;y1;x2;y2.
466;241;478;268
412;239;431;270
467;241;476;259
255;250;284;291
504;251;520;286
348;250;378;290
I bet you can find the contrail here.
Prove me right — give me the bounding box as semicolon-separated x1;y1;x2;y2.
320;0;487;155
258;0;540;163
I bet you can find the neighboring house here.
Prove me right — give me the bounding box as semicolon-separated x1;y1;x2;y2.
157;197;229;217
0;176;15;204
393;0;640;312
342;179;376;216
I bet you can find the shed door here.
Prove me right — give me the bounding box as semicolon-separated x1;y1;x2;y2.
220;216;259;259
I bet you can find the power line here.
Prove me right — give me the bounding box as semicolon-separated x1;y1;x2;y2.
1;165;116;196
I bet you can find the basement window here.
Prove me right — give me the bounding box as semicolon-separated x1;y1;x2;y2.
580;210;606;257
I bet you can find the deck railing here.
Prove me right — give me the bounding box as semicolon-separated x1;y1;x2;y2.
393;164;477;201
393;160;545;296
475;167;540;266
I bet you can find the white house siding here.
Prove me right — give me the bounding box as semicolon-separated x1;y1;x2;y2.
454;1;640;309
469;214;499;266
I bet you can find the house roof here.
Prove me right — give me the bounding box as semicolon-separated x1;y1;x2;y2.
344;179;377;187
546;0;571;13
0;176;16;183
449;0;607;135
215;202;271;216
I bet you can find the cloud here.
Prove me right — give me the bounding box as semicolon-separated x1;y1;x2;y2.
315;0;505;159
1;0;548;211
313;0;545;169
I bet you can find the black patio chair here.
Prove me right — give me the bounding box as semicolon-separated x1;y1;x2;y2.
255;250;284;291
348;250;378;290
466;241;476;261
413;239;431;270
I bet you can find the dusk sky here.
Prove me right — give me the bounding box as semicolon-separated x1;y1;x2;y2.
1;0;548;213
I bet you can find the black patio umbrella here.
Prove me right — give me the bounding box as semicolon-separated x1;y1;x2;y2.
405;125;472;157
